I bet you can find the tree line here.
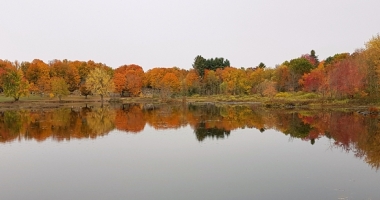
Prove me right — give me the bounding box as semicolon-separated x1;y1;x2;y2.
0;34;379;101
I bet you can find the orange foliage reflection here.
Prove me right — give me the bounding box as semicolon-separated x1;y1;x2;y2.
1;104;380;170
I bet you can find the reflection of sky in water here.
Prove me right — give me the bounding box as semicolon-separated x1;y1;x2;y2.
0;126;378;200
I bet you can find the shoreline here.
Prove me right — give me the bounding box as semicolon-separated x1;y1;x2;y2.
0;95;376;112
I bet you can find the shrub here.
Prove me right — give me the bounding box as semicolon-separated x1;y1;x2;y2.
299;93;319;99
275;92;292;98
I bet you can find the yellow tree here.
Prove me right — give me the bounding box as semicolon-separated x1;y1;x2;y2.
248;68;265;94
1;69;29;101
86;68;115;103
364;34;380;98
51;77;70;101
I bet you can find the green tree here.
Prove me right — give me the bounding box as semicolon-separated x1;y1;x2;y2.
192;55;230;77
51;77;70;101
310;50;319;65
1;69;29;101
258;62;266;69
193;55;207;77
85;68;115;103
287;57;315;91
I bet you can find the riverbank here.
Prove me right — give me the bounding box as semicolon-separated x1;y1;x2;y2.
0;94;377;112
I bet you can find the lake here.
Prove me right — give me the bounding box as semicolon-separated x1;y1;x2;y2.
0;103;379;200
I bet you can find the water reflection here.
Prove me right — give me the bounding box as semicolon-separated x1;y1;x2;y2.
1;103;380;169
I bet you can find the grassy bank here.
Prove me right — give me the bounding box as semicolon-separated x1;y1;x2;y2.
0;92;378;111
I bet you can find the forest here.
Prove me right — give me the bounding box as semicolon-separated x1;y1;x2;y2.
0;34;379;103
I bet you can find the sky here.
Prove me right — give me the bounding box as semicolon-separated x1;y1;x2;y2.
1;0;380;71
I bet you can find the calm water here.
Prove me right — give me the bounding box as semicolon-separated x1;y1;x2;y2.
0;103;379;200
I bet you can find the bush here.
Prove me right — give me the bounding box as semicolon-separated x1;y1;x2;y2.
299;93;319;99
275;92;292;98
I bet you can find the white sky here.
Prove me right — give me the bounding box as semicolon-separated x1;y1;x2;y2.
1;0;379;71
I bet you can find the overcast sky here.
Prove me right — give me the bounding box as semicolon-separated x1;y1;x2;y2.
1;0;379;70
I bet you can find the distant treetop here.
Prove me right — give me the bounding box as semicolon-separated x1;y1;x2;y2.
192;55;230;77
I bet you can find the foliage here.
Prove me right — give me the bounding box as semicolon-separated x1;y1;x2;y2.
85;68;115;102
287;57;316;91
79;85;92;98
363;34;380;98
192;55;230;77
299;62;327;95
0;34;379;104
275;92;292;98
51;77;70;101
327;57;365;98
1;69;29;101
114;64;144;97
261;80;277;100
25;59;50;95
185;69;201;95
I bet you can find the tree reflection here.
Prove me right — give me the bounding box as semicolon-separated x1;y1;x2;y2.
1;104;380;170
86;106;115;137
115;104;145;133
0;110;26;142
194;121;230;142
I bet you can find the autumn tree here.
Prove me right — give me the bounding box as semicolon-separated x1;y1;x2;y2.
125;70;143;96
0;60;16;92
144;68;166;89
299;62;328;96
1;69;29;101
159;72;180;100
113;64;144;97
185;69;201;95
247;67;265;94
86;68;115;103
363;34;380;99
203;70;221;95
261;80;277;100
66;61;81;92
327;57;365;98
301;50;319;67
273;64;291;92
79;85;92;98
51;77;70;101
25;59;51;95
113;72;127;95
49;59;81;92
